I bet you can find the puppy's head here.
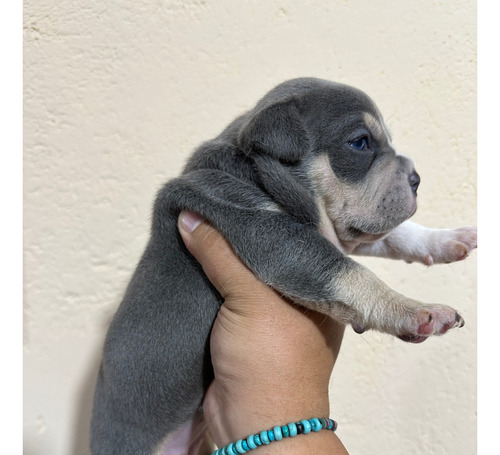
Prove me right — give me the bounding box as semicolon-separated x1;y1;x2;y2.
239;78;419;249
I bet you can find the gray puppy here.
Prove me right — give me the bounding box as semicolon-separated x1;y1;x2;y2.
90;78;477;455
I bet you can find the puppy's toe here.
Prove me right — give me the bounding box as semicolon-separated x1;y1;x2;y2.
445;241;469;262
398;334;428;343
455;226;477;250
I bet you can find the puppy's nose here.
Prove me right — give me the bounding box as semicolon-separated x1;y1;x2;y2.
409;171;420;194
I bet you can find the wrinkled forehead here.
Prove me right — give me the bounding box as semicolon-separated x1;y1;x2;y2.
301;85;387;125
302;96;392;144
363;111;392;143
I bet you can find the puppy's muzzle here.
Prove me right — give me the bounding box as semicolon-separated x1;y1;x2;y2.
409;171;421;194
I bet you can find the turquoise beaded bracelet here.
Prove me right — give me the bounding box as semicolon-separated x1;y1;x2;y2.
212;417;337;454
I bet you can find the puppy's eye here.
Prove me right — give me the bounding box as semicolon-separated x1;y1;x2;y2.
349;136;370;151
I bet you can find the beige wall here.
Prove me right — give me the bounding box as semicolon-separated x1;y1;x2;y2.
24;1;476;454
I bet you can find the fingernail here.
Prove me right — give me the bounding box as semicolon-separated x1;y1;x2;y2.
179;211;204;233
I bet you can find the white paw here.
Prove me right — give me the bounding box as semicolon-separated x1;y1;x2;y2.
422;226;477;265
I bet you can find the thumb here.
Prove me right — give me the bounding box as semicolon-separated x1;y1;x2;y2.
177;211;258;299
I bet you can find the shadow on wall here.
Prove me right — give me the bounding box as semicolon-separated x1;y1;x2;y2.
70;279;125;454
71;343;102;455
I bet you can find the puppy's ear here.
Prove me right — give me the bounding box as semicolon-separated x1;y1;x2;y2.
238;99;309;162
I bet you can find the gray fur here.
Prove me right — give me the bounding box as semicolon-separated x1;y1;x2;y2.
90;78;468;454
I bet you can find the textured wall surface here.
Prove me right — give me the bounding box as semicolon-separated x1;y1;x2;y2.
24;1;476;454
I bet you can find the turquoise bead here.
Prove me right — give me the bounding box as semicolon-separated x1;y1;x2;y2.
301;419;312;434
268;430;275;442
273;425;283;441
311;418;322;432
288;422;297;437
227;442;236;454
235;439;245;453
254;434;262;445
282;425;289;437
247;435;257;450
260;430;270;445
242;440;249;451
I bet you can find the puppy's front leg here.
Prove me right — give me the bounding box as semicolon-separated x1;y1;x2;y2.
353;220;477;266
164;171;464;342
332;262;464;341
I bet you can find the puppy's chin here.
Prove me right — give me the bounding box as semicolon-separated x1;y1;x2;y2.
348;200;417;240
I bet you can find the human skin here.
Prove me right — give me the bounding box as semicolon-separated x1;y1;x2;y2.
178;211;349;454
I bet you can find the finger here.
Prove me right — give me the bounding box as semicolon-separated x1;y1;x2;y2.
177;211;259;299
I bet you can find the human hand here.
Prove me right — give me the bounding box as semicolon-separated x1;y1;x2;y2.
178;211;348;454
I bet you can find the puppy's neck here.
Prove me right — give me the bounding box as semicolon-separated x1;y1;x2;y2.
316;197;346;253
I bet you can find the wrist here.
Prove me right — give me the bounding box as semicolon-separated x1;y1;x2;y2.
211;417;347;455
205;381;331;447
